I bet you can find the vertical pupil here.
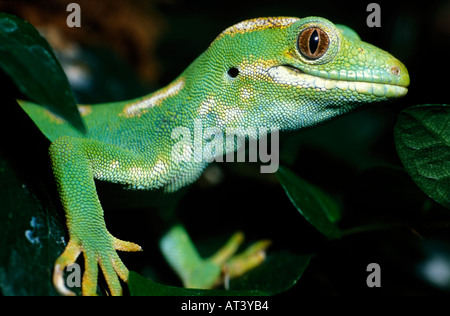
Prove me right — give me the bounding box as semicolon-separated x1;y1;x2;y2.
309;29;319;54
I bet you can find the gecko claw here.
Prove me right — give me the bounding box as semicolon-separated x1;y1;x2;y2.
53;263;76;296
52;239;81;296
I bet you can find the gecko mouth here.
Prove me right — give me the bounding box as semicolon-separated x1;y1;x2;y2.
269;64;409;99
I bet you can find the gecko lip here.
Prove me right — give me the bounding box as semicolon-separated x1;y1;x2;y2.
280;64;305;74
270;65;409;98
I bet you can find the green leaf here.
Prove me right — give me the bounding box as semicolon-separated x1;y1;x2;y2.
394;104;450;209
0;98;67;296
129;271;265;296
0;13;85;133
229;252;313;294
0;154;66;296
129;252;312;296
276;165;343;239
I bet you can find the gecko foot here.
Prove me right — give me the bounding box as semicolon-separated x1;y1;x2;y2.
185;232;271;289
53;234;142;296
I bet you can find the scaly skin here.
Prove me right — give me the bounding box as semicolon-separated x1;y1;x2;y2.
19;17;409;295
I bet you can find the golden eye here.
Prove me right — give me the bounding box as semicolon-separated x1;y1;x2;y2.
297;27;329;60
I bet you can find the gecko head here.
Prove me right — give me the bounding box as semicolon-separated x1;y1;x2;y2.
195;16;409;130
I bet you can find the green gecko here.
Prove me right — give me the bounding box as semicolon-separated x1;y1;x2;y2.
19;16;409;295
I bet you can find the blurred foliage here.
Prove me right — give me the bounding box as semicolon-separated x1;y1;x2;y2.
395;104;450;209
0;0;450;297
0;13;84;132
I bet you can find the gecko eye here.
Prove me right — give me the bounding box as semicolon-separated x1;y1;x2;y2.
297;27;329;60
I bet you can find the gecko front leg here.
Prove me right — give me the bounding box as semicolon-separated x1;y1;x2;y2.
49;135;152;295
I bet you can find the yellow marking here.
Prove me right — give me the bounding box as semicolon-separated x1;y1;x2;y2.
109;160;120;170
78;105;92;117
215;101;245;127
121;77;185;118
240;58;278;77
215;17;299;42
43;108;64;124
240;87;254;100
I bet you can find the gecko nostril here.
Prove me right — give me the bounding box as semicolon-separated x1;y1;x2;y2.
391;66;401;76
228;67;240;78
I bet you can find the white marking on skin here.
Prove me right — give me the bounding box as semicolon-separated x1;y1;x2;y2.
198;97;216;117
129;160;168;184
123;77;185;117
199;97;244;128
215;105;245;127
129;166;144;179
109;160;120;169
152;161;167;178
267;66;408;98
224;107;245;124
240;87;254;100
240;60;271;77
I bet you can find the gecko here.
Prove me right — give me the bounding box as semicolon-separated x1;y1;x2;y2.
19;16;410;295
